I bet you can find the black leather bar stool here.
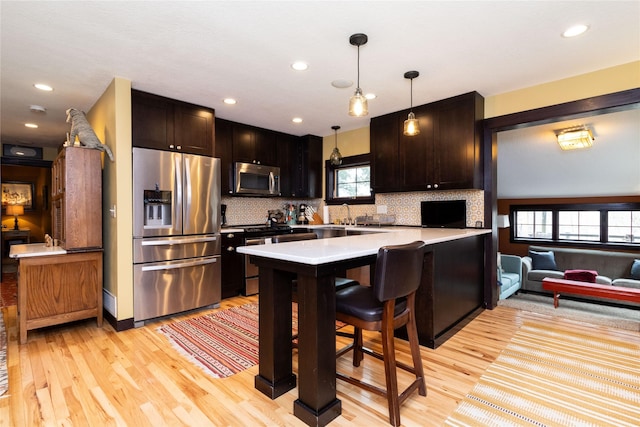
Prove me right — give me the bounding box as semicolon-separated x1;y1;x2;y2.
335;240;426;427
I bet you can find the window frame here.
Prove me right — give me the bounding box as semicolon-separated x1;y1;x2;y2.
510;202;640;250
325;154;374;205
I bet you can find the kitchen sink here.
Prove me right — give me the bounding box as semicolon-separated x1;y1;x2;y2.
311;226;384;239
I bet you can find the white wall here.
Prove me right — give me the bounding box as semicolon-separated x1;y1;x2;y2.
497;108;640;198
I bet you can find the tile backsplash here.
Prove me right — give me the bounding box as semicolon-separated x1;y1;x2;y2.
222;190;485;227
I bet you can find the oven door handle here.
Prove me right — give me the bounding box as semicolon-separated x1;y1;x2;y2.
140;257;218;272
140;236;218;246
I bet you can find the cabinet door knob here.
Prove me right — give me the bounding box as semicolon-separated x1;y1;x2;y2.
169;144;175;149
433;184;439;188
427;184;432;189
226;246;235;252
176;145;182;150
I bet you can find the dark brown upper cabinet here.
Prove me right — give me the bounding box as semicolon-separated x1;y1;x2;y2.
214;117;322;198
132;89;214;156
290;135;322;199
214;118;234;195
371;91;484;193
232;123;277;166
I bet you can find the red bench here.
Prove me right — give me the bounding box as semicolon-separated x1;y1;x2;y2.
542;277;640;308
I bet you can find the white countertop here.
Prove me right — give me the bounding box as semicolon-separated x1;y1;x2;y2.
236;226;490;265
10;243;67;258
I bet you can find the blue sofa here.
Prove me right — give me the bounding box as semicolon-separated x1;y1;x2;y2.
498;254;522;300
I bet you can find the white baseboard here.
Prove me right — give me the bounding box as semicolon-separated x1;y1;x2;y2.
103;288;116;317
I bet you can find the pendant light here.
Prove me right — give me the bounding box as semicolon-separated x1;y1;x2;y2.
348;33;368;117
329;125;343;165
403;70;420;136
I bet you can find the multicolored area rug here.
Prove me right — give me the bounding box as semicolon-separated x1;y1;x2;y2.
445;322;640;426
0;272;18;308
158;302;345;379
159;303;260;378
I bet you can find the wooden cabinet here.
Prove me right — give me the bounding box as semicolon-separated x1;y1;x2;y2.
221;231;245;299
132;89;214;156
214;117;323;198
433;92;483;189
215;118;234;195
290;135;322;198
276;132;297;197
17;250;103;344
371;91;484;193
232;123;277;166
52;147;102;251
371;112;403;192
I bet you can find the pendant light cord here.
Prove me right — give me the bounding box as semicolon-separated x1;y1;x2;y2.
410;77;413;111
356;45;360;89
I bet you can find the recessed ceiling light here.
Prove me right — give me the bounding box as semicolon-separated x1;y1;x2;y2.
331;79;353;89
25;123;38;128
34;83;53;91
292;117;303;123
291;62;308;71
365;93;377;100
562;24;589;38
223;98;237;105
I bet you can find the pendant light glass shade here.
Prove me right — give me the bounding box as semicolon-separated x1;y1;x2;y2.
403;70;420;136
404;112;420;136
349;88;368;117
330;125;343;165
348;33;368;117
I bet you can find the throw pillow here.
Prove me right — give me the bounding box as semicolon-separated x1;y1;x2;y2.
529;250;558;271
631;259;640;280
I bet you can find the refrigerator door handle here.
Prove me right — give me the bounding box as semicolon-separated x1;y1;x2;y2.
140;235;219;246
184;156;192;217
174;154;183;225
140;257;218;272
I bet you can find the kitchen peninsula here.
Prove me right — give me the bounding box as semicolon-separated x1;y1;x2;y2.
237;226;489;427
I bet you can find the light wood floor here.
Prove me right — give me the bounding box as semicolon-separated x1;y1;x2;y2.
2;296;638;426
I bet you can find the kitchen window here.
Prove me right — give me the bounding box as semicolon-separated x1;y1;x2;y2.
325;154;374;205
511;203;640;248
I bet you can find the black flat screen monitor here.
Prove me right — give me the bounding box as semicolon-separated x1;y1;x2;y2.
420;200;467;228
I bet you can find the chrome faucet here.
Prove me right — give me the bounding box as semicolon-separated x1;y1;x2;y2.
342;203;352;225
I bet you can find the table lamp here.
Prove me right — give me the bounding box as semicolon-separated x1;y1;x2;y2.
6;204;24;230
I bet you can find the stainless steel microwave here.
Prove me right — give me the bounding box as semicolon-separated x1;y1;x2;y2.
234;162;280;196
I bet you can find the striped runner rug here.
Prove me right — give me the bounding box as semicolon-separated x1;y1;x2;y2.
445;322;640;426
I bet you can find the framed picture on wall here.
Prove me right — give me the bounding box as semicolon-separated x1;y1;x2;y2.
2;181;34;210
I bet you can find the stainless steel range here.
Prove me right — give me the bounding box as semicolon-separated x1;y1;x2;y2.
241;224;292;296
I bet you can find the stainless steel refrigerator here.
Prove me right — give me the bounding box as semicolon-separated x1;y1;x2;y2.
132;147;221;325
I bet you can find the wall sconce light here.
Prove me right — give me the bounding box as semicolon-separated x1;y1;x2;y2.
329;125;343;166
348;33;368;117
6;204;24;230
496;214;510;228
556;126;594;150
403;70;420;136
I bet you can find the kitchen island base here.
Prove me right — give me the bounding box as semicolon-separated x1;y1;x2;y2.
240;227;489;426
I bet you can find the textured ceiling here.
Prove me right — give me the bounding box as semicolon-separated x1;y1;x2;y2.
1;1;639;149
